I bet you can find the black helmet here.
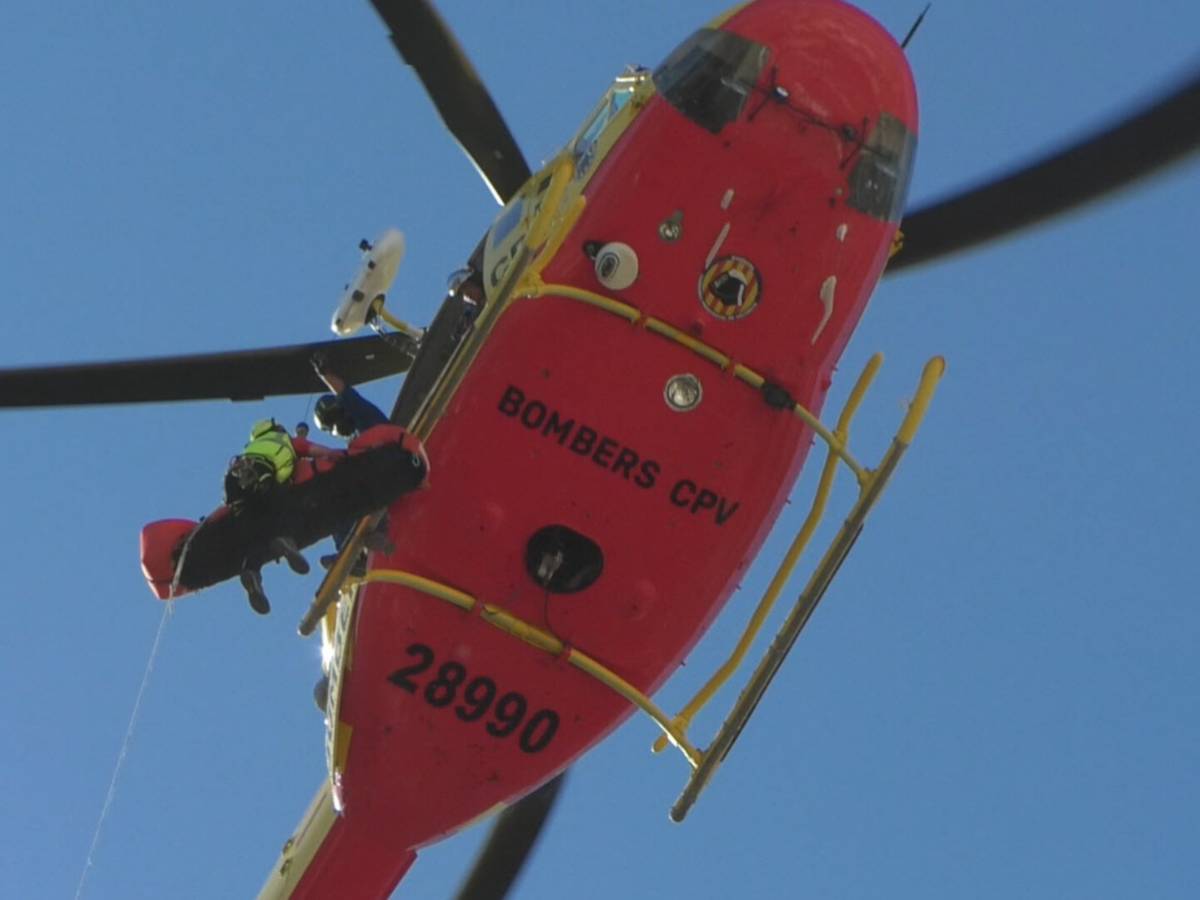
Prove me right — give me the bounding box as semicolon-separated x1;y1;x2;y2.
446;267;474;296
314;394;353;437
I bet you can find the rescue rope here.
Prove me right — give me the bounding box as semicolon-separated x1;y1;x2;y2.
73;599;174;900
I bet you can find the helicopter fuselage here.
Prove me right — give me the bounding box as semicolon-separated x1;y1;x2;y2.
277;1;918;894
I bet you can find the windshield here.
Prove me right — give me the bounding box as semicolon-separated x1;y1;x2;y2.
653;28;769;134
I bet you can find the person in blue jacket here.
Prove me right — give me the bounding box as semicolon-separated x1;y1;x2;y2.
310;353;396;567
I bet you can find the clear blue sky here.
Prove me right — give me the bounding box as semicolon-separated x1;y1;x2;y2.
2;1;1198;898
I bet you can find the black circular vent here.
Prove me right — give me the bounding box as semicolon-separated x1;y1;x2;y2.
524;525;604;594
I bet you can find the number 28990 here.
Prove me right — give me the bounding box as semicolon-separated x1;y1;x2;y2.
388;643;559;755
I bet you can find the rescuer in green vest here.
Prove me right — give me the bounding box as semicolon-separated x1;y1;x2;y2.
245;418;298;482
223;419;299;506
224;418;338;614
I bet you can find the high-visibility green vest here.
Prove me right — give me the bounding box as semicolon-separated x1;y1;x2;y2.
243;419;296;483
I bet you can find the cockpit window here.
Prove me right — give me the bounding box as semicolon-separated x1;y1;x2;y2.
489;195;525;249
573;81;638;177
846;113;916;223
653;28;768;134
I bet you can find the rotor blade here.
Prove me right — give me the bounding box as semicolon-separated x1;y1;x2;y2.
889;65;1200;274
0;334;415;409
454;773;566;900
369;0;531;204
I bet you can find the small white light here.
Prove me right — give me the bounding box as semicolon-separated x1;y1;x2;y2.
664;374;702;412
331;770;346;814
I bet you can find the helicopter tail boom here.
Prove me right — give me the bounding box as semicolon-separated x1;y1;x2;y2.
257;781;418;899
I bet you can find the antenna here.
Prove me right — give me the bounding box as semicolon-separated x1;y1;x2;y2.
901;3;932;50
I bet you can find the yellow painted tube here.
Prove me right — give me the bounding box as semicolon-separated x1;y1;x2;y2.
524;158;575;251
361;568;702;767
478;606;700;764
841;354;884;430
789;403;864;481
897;356;946;445
534;283;640;322
653;442;843;754
644;318;732;368
568;650;702;768
731;364;765;389
650;354;884;752
365;570;477;613
298;513;380;636
530;196;587;273
373;304;422;339
479;605;566;656
525;282;872;487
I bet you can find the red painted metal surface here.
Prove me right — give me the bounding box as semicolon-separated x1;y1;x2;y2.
290;816;417;900
298;0;918;889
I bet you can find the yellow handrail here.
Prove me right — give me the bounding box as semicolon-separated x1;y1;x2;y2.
364;569;476;612
524;158;576;253
515;281;867;480
353;568;703;767
899;356;945;445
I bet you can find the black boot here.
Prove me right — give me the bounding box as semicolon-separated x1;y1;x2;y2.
240;569;270;615
270;536;310;575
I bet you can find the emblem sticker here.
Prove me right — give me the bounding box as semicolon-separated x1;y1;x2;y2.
698;255;761;320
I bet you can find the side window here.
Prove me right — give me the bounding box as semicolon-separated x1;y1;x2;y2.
653;28;768;134
490;197;525;249
847;113;917;223
573;85;636;176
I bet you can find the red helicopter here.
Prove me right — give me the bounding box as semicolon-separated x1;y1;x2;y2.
3;1;1198;897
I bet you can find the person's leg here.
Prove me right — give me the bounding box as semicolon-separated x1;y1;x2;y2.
240;568;270;614
269;535;310;574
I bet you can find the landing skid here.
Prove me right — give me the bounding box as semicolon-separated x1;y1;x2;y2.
667;353;945;820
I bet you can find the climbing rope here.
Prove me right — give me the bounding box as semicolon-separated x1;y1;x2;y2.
73;599;173;899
